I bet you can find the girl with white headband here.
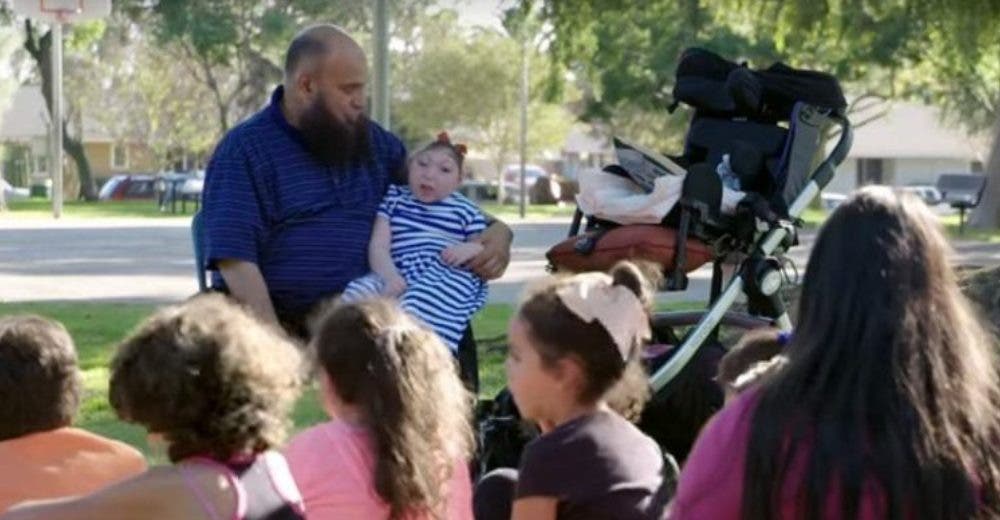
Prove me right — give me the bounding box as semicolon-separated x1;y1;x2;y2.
474;261;670;520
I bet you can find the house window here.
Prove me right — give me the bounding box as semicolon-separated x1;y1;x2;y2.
35;155;48;174
856;158;884;186
112;143;128;170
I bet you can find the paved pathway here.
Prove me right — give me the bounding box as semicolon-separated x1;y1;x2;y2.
2;217;998;306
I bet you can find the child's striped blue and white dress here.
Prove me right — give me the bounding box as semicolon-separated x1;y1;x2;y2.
342;185;488;351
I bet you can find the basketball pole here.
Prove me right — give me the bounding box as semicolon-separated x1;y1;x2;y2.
372;0;390;129
51;18;63;218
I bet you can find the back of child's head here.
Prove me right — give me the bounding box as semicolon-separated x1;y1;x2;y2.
789;186;994;400
0;315;80;441
412;131;467;175
742;186;1000;518
716;328;788;396
517;261;654;413
109;293;303;463
311;298;474;519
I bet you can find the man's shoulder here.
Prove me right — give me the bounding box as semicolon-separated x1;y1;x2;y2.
366;120;406;161
223;108;277;146
367;120;403;146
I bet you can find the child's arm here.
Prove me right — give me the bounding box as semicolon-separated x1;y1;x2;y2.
369;215;406;297
463;210;512;280
2;466;231;520
441;241;484;267
441;203;489;269
511;497;559;520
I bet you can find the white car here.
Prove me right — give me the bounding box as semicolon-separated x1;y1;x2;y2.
1;179;30;201
900;185;943;206
820;192;847;210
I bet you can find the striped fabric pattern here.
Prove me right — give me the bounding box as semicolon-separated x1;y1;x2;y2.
343;185;488;350
202;86;407;317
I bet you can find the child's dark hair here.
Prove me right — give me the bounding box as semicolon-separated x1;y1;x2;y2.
0;315;81;440
743;187;1000;519
412;131;467;175
109;294;303;462
716;328;787;394
518;261;653;416
311;298;474;520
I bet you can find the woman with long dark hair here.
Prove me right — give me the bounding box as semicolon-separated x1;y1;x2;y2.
670;186;1000;519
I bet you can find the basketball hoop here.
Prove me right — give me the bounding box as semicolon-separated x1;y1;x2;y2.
12;0;111;218
12;0;111;24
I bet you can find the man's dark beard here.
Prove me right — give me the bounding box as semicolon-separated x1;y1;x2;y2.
297;97;371;166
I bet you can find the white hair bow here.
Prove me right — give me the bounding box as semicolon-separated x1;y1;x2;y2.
555;272;651;360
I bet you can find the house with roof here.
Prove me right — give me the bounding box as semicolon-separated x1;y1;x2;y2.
824;101;986;195
0;85;157;191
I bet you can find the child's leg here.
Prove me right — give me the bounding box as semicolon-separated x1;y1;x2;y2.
341;273;385;302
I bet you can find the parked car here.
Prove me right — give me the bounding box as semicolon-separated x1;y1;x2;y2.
98;174;158;201
501;164;561;204
900;184;943;206
1;179;30;201
458;179;497;202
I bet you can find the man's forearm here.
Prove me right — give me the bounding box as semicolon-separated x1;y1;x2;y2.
217;259;279;326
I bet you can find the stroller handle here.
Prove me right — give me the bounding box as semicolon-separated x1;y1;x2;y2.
649;113;853;393
788;113;853;217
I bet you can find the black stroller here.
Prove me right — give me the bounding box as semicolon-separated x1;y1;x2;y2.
477;47;853;478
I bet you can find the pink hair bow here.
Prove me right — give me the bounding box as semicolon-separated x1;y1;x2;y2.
555;272;651;360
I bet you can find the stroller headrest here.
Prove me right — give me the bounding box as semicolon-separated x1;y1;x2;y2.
671;47;846;121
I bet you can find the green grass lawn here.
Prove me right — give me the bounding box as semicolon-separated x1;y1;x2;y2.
1;198;194;219
0;298;708;459
0;300;516;458
2;198;574;221
479;201;577;221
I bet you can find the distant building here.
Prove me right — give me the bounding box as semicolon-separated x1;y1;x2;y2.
559;126;614;180
825;101;985;194
0;85;157;189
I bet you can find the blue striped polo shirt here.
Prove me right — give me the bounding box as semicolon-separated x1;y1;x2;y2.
202;86;407;316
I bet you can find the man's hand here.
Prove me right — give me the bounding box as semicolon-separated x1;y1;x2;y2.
381;273;407;298
442;242;485;267
466;221;513;281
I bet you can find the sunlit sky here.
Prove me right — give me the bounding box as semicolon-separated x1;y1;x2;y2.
433;0;517;30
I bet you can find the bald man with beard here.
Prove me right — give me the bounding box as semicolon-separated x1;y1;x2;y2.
200;26;512;376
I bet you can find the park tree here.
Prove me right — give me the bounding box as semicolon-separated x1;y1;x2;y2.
21;19;106;200
0;1;108;201
720;0;1000;227
64;18;218;171
116;0;435;137
392;9;574;195
540;0;1000;226
0;23;20;210
540;1;786;151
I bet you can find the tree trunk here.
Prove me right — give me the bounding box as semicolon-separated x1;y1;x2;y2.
968;114;1000;229
63;119;93;199
23;21;98;201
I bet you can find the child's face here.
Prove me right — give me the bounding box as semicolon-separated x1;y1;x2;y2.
505;316;566;425
408;148;462;203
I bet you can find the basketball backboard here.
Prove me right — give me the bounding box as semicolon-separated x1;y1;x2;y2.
12;0;111;23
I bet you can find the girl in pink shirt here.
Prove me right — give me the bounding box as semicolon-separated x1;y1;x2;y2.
285;298;475;519
671;187;1000;519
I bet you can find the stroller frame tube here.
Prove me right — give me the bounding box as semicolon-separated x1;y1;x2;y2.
649;113;852;392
